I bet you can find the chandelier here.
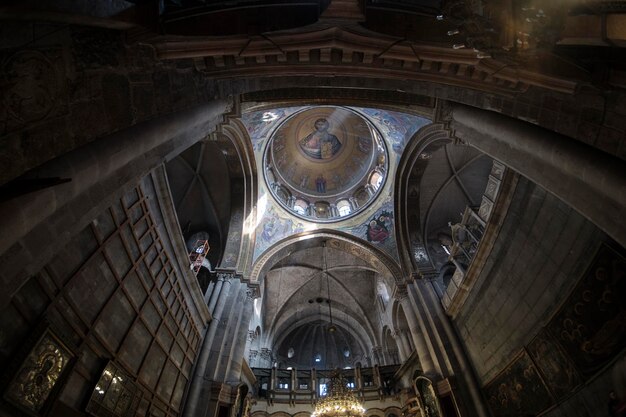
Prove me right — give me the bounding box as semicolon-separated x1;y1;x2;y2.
312;374;366;417
321;242;337;333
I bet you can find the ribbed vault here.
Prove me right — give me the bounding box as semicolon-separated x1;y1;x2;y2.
254;231;398;368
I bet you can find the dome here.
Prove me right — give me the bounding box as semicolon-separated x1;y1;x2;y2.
264;107;388;221
275;320;363;369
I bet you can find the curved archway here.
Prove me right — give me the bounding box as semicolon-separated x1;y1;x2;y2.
250;229;404;288
394;123;454;274
254;231;394;370
382;325;401;365
394;122;493;277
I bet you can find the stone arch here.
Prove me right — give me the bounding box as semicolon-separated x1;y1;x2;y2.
382;325;400;364
214;115;259;274
391;299;415;360
414;376;443;417
366;409;386;417
267;412;291;417
394;123;454;275
384;407;403;417
249;229;404;290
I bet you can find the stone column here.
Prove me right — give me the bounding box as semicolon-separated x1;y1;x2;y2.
203;279;216;304
349;197;358;210
371;346;383;365
213;281;245;381
329;203;338;218
399;293;436;375
393;331;407;362
184;274;232;417
401;330;414;355
450;103;626;249
207;274;225;315
355;365;362;390
224;287;257;383
410;278;489;417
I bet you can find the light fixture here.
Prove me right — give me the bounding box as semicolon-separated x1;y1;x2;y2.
312;373;365;417
322;242;337;333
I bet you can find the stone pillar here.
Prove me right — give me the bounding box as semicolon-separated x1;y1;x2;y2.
224;287;257;383
411;279;489;417
450;103;626;249
399;294;436;375
184;275;233;417
401;330;414;355
204;279;216;304
371;346;383;365
393;331;407;362
213;281;246;381
207;274;225;315
329;203;338;218
349;197;358;210
311;368;317;398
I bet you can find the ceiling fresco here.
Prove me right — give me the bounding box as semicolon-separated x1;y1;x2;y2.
269;107;380;198
239;106;430;263
264;107;389;222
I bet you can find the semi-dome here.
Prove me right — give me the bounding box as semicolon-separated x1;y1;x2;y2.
274;320;364;369
264;106;388;222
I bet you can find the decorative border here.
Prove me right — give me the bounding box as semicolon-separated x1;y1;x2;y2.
85;361;142;417
2;324;75;416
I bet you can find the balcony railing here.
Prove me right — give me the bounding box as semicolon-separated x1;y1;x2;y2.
251;365;400;404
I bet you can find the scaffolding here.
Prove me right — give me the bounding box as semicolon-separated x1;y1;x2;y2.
189;240;210;276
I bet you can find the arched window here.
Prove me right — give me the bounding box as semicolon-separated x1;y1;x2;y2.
293;198;309;215
337;199;351;217
370;171;383;190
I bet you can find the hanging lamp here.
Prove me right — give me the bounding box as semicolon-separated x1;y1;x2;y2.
312;372;365;417
322;242;336;333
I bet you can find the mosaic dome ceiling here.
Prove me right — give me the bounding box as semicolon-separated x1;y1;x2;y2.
264;107;388;221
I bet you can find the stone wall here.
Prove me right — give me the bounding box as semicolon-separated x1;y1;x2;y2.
454;177;621;417
0;23;222;186
0;177;208;417
2;21;626;189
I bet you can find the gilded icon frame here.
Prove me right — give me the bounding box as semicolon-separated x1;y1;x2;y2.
2;326;74;416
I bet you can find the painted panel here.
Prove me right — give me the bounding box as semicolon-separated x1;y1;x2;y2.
241;106;431;263
546;244;626;377
354;108;430;155
527;328;582;401
484;350;554;417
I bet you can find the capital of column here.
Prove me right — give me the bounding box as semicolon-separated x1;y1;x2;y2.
246;285;261;300
217;272;235;282
392;283;408;301
260;348;273;360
